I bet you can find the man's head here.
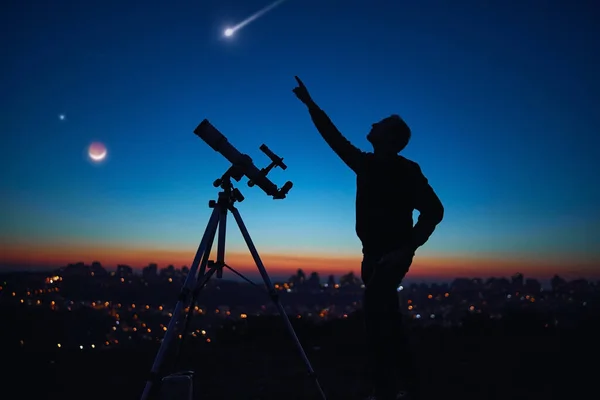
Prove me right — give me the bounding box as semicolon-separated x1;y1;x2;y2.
366;114;411;154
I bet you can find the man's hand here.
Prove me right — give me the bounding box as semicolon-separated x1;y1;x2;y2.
378;247;415;269
292;76;313;105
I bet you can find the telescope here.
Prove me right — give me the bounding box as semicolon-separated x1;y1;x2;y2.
140;119;326;400
194;119;293;199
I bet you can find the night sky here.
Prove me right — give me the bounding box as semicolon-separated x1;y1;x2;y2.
1;0;598;280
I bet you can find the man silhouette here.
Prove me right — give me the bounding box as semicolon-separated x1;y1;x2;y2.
292;76;444;400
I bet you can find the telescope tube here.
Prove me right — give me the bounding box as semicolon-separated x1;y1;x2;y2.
194;120;280;196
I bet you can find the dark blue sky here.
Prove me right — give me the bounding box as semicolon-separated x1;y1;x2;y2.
1;0;599;275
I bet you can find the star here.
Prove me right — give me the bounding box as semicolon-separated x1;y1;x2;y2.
59;114;66;121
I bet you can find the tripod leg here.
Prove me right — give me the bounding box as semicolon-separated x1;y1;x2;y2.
198;219;218;278
140;206;221;400
174;217;220;368
229;207;327;400
177;203;228;365
215;203;227;279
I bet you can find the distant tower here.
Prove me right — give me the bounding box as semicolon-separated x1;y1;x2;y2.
525;278;541;293
308;272;321;287
511;272;524;287
296;269;306;284
551;275;566;292
181;266;190;276
116;265;133;278
160;265;175;278
90;261;108;277
142;263;158;280
327;275;335;287
340;272;360;287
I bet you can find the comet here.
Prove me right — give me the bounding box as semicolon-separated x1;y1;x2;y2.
223;0;289;38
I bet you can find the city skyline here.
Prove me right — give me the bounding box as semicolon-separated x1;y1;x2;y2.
2;1;599;279
0;247;595;283
2;246;596;400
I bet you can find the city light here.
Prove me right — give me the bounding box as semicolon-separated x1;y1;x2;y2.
2;263;593;354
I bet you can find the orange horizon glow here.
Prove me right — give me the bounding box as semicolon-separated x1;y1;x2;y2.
1;241;597;280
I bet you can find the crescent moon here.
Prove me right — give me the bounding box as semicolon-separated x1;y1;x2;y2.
90;150;106;161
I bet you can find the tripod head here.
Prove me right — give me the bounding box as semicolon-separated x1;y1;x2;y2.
211;165;246;205
194;119;293;200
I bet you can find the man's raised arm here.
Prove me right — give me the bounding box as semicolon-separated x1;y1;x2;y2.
305;100;365;172
409;163;444;251
292;76;365;172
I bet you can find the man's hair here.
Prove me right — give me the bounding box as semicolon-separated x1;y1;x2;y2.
384;114;411;152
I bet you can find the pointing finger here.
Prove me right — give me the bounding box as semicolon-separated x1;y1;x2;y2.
294;76;304;87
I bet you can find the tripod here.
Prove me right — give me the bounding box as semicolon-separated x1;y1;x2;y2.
140;170;327;400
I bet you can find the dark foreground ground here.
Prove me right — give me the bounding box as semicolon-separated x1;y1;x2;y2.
3;314;599;400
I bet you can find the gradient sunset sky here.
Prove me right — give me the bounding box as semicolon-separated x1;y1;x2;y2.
1;0;598;281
